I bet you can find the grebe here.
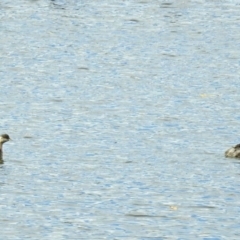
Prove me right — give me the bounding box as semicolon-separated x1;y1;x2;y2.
225;144;240;158
0;134;10;160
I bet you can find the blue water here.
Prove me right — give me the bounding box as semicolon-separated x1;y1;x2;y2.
0;0;240;239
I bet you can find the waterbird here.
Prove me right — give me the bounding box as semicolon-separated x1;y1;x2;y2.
0;134;10;160
225;144;240;158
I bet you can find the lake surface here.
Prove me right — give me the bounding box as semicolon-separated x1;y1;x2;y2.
1;0;240;239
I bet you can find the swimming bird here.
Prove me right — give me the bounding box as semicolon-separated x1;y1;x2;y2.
0;134;10;160
225;144;240;158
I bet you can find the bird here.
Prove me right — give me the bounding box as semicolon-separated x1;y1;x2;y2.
0;134;10;160
225;144;240;158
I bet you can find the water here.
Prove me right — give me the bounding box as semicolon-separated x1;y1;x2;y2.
1;0;240;239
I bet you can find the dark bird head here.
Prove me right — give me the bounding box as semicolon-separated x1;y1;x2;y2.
0;134;10;144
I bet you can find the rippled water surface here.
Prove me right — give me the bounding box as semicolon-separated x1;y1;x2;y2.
1;0;240;239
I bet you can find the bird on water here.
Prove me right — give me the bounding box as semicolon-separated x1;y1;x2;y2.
0;134;10;160
225;144;240;158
